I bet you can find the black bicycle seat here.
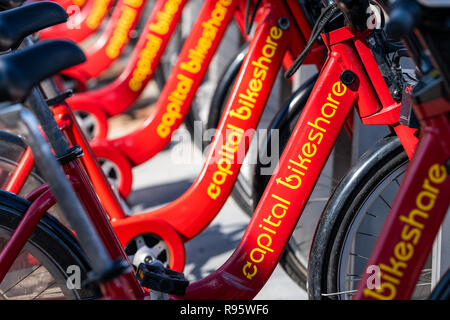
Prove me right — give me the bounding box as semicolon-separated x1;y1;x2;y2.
0;40;86;102
0;0;25;11
0;1;68;51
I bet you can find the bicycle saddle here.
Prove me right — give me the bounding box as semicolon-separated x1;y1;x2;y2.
0;40;86;102
0;0;25;11
0;1;68;51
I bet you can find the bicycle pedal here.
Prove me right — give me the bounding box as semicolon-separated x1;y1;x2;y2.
45;89;73;106
136;261;189;296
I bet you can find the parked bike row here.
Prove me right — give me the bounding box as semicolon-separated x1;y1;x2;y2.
0;0;448;300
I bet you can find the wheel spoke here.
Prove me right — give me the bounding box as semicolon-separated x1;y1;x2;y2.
349;252;369;260
151;241;167;257
356;231;378;238
366;212;379;218
321;289;357;297
379;194;392;209
2;264;43;296
135;236;146;249
32;281;57;300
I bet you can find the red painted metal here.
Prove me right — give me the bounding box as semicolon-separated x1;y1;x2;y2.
0;189;54;284
3;5;416;285
180;37;368;300
108;0;241;165
39;0;114;43
61;160;146;298
4;147;34;195
66;0;189;139
63;0;318;142
3;0;319;274
0;179;142;300
355;96;450;300
54;105;186;273
1;1;426;300
60;0;149;88
110;0;306;241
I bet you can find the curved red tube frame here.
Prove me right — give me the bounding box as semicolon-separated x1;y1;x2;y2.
65;0;303;141
1;2;423;300
39;0;115;43
179;25;410;300
6;0;418;281
4;0;321;273
111;0;309;239
66;0;190;127
61;0;149;87
108;0;244;165
355;95;450;300
63;0;319;252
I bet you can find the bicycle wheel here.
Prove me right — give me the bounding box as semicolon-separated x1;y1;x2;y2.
308;135;433;300
0;190;99;300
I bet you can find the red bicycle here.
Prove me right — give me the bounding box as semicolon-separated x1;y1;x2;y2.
308;0;449;300
0;0;322;289
59;0;150;90
0;0;424;293
353;0;450;300
0;0;425;300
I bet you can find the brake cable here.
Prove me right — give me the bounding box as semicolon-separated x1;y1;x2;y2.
244;0;262;34
285;3;339;78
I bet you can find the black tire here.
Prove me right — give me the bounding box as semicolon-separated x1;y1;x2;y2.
0;190;99;299
308;135;431;300
429;268;450;300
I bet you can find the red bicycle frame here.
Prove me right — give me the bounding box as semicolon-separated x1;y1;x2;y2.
6;0;321;272
0;0;423;300
355;90;450;300
39;0;114;42
63;0;321;199
64;0;302;141
60;0;149;89
178;22;420;300
6;0;418;290
50;0;87;11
